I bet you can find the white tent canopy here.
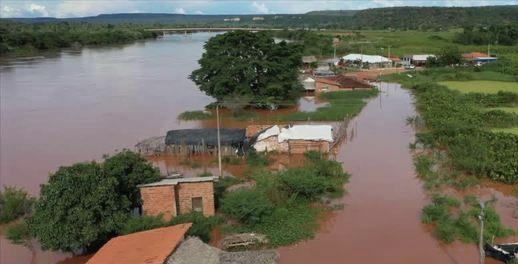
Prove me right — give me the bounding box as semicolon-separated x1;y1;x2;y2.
343;54;391;64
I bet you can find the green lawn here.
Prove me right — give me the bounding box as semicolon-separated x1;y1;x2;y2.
439;80;518;94
492;127;518;135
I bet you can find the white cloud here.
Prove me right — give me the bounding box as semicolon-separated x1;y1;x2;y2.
195;10;204;14
28;3;49;16
174;7;186;14
1;5;21;17
372;0;404;7
55;1;138;18
252;1;270;14
0;2;50;18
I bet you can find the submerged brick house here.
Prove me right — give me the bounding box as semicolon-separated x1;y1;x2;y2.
252;125;334;154
138;177;216;221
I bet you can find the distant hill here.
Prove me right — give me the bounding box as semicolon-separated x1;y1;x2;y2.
4;5;518;29
304;10;357;16
351;6;518;29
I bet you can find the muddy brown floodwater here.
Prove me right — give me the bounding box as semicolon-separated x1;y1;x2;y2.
1;32;516;264
279;83;517;264
0;32;325;264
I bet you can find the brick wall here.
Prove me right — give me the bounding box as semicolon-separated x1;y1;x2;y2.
140;186;177;221
177;182;215;217
288;140;330;154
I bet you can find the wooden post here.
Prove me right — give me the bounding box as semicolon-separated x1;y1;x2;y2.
479;202;485;264
216;105;223;178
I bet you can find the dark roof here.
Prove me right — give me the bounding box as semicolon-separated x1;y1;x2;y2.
165;128;245;146
317;75;372;89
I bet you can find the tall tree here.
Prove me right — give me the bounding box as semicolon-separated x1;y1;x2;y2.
190;31;303;107
28;151;160;252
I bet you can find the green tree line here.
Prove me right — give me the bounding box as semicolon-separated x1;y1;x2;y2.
0;21;161;55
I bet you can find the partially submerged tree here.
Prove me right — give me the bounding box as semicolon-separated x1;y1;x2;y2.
28;150;160;252
0;186;35;223
190;30;303;107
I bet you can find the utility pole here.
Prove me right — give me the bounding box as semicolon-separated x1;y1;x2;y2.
479;202;485;264
216;105;222;179
388;46;391;67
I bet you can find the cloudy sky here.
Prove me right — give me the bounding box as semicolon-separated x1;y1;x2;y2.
1;0;516;18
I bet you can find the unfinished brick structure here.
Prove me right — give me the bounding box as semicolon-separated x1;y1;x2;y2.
139;177;215;221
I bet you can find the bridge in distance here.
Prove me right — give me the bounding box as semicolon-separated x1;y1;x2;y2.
146;27;286;33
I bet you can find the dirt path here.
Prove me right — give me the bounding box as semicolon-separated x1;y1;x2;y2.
279;83;487;264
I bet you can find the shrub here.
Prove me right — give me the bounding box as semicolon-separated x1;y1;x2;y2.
278;168;329;200
214;177;242;208
6;221;31;244
119;215;166;235
0;186;35;224
170;212;221;242
246;150;271;167
178;110;212;120
221;190;273;225
422;195;514;244
255;201;321;246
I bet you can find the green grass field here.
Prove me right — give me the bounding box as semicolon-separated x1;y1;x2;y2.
439;81;518;94
492;127;518;135
486;107;518;114
327;30;518;67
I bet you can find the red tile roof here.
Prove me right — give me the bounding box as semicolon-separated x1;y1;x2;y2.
462;52;489;60
317;75;372;89
86;223;192;264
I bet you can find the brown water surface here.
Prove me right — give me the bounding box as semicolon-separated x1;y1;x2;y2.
0;32;322;264
279;83;517;264
1;33;516;264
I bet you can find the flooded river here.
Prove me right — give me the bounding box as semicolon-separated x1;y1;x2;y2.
1;33;516;264
279;83;517;264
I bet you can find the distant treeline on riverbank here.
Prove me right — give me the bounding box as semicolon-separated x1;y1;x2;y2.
0;22;162;56
3;5;518;30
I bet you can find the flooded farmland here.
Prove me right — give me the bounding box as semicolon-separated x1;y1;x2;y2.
1;33;516;264
279;83;517;264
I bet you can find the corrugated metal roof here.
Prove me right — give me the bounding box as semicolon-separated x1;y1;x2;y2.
343;54;391;63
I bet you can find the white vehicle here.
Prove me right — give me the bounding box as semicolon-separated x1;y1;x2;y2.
404;64;416;70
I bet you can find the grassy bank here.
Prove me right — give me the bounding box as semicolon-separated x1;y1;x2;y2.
327;29;518;75
439;80;518;94
389;67;518;244
386;69;518;184
279;89;378;121
179;89;379;122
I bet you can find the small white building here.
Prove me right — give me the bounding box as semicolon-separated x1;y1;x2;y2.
224;17;240;22
402;54;436;66
252;17;264;21
253;125;334;154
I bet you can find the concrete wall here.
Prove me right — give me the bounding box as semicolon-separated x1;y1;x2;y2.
176;182;215;217
140;185;177;221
